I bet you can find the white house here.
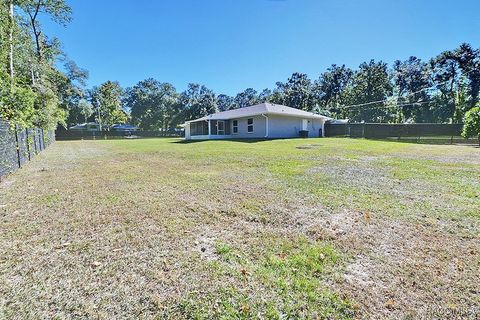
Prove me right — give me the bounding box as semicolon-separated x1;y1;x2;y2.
184;103;330;140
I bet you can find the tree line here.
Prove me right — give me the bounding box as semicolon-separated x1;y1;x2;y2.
81;43;480;134
0;1;479;138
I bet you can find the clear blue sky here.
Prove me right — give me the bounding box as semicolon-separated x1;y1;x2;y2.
43;0;480;95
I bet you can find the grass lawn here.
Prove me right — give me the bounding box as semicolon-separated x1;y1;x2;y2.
1;138;479;319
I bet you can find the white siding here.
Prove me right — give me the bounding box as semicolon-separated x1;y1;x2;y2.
185;114;326;140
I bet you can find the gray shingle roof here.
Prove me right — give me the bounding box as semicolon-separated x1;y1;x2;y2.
186;103;330;123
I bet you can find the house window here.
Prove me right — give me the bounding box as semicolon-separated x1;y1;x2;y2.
232;120;238;134
247;118;254;133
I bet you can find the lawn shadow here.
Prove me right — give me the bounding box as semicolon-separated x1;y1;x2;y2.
366;137;479;147
171;138;275;144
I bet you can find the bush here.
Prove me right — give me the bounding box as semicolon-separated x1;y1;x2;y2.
462;106;480;143
0;79;37;128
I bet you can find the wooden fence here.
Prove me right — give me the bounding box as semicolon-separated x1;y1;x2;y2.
0;120;55;179
325;123;465;139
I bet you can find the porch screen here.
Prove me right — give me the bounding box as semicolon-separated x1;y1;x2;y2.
190;121;209;136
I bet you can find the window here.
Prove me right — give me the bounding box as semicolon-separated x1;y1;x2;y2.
247;118;254;133
232;120;238;134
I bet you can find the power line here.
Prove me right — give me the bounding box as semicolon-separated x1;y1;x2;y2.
338;68;476;110
338;101;431;113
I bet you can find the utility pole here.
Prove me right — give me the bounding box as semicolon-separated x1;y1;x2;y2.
9;0;14;84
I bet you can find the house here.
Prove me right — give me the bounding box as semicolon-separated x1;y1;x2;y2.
184;103;330;140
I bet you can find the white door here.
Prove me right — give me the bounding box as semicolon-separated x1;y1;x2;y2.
302;119;308;131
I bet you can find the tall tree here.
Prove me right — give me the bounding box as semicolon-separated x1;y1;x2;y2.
314;64;353;115
344;60;393;122
19;0;72;62
444;43;480;108
216;94;234;111
234;88;259;108
8;0;14;81
180;83;217;121
393;57;432;122
91;81;127;128
126;78;179;131
282;72;313;111
258;88;272;103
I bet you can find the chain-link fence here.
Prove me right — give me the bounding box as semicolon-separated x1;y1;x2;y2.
0;120;55;179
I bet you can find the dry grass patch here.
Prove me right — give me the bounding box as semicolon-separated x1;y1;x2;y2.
1;138;479;319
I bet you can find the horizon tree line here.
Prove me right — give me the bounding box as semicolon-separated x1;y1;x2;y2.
74;43;479;131
0;3;478;136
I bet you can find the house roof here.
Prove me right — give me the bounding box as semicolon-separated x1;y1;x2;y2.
186;103;331;123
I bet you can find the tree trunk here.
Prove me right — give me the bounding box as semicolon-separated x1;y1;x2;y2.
27;1;43;62
9;0;14;83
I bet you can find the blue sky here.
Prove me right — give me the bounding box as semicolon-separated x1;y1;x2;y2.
43;0;480;95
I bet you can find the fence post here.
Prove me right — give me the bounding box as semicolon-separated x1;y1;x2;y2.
33;129;38;154
25;129;30;160
14;124;21;169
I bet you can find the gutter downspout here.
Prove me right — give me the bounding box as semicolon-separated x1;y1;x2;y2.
261;114;268;138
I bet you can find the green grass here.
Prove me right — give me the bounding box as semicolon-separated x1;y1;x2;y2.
1;137;479;319
176;238;353;319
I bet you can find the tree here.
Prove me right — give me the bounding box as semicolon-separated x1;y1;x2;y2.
462;105;480;145
268;83;286;105
19;0;72;62
216;94;235;111
282;72;313;110
234;88;259;108
258;88;272;103
126;78;179;131
179;83;217;121
393;57;431;122
444;43;480;108
0;0;86;131
91;81;127;128
344;60;393;122
314;64;353;116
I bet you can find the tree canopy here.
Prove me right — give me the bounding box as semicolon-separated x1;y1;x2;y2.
0;5;478;133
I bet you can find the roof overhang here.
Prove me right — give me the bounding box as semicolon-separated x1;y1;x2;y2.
185;112;330;125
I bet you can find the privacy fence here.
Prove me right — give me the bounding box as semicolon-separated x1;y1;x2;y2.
324;123;466;141
0;120;55;179
55;130;183;140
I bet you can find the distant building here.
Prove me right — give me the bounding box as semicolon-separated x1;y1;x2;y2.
111;124;139;131
69;122;101;131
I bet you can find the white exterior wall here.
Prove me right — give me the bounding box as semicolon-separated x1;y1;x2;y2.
229;115;267;139
186;114;326;140
267;115;324;138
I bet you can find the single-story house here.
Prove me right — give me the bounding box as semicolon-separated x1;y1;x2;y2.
184;103;331;140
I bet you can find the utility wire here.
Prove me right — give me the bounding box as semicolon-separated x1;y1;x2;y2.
339;68;475;110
